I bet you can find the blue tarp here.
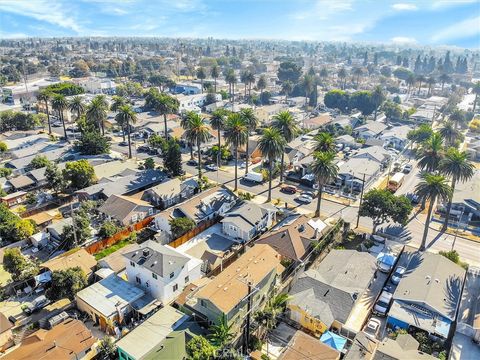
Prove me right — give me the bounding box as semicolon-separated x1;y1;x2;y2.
320;331;347;351
377;252;396;266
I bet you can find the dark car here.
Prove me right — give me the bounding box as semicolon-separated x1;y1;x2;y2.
187;159;198;166
406;193;419;205
23;295;50;315
280;185;298;194
137;145;150;153
119;141;128;146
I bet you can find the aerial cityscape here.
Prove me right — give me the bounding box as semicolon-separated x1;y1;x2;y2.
0;1;479;360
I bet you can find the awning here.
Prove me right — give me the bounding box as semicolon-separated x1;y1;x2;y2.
131;294;161;316
320;331;347;351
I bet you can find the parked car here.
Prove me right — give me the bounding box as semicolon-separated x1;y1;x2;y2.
52;121;62;127
187;159;198;166
402;164;413;174
296;194;313;203
205;164;218;171
137;145;150;152
377;251;398;273
364;318;381;339
302;191;316;198
119;141;128;146
280;185;297;194
370;234;386;244
23;295;50;315
406;193;419;205
243;171;263;183
390;266;406;285
373;290;393;316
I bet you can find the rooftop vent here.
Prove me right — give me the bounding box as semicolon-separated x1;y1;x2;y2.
143;249;150;257
298;224;305;233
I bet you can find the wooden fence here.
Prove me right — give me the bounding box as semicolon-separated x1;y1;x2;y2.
20;195;74;218
168;218;219;248
85;216;154;255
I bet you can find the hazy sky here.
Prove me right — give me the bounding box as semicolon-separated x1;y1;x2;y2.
0;0;479;48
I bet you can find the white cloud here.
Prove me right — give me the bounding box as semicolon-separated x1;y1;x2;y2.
0;0;81;33
391;36;417;44
431;16;480;42
392;3;418;11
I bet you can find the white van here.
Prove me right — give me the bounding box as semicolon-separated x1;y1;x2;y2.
243;171;263;183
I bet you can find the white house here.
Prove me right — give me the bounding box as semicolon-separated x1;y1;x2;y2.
175;93;222;113
123;240;202;305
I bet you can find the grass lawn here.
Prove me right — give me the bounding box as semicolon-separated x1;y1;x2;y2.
94;239;133;260
0;265;12;286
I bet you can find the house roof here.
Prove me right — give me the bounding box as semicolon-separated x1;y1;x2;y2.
116;306;188;360
92;160;138;180
98;243;138;273
42;249;97;276
8;175;36;189
123;240;190;278
1;319;96;360
220;201;271;230
0;312;13;333
353;146;391;163
195;244;283;314
338;158;381;177
76;275;144;317
26;212;55;226
393;251;466;321
380;125;411;140
356;121;387;135
304;113;332;128
279;330;340;360
374;334;436;360
256;215;325;261
98;194;152;222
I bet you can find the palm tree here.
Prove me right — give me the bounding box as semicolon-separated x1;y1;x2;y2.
415;173;452;251
271;111;299;182
225;69;237;109
211;65;220;93
319;67;328;88
86;95;108;134
338;67;347;89
371;86;385;121
224;113;248;191
154;93;179;140
439;74;450;92
406;73;416;94
254;292;290;339
183;112;210;181
240;70;249;98
417;132;444;172
302;74;314;109
416;75;425;95
51;94;68;141
208;314;233;349
196;67;206;93
472;82;480;112
438;149;474;231
257;75;267;104
240;108;258;174
449;108;466;129
314;132;335;152
353;67;363;87
426;76;436;96
311;151;338;218
115;105;137;159
111;96;127;140
246;71;255;98
281;81;293;103
258;128;286;202
68;95;85;121
210;109;229;168
37;90;52;134
439;121;463;147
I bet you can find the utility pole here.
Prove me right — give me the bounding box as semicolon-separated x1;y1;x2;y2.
245;281;252;355
356;173;366;228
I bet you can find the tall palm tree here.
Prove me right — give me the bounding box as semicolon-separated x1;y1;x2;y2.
417;132;444;172
115;105;137;159
183;112;210;181
68;95;85;121
353;67;363;87
37;90;52;134
271;111;299;182
86;95;108;134
224;113;248;191
240;108;258;174
154;93;179;140
210;109;229;168
338;67;347;89
371;86;385;121
426;76;436;96
302;75;314;109
438;149;474;231
439;121;463;147
246;71;255;98
111;96;127;140
472;81;480;112
196;67;206;93
257;75;267;104
258;128;286;202
208;314;234;349
51;94;68;141
415;173;452;251
240;70;249;97
211;65;220;93
281;81;293;103
449;108;466;129
225;69;237;109
439;74;450;91
319;67;328;88
406;73;416;94
311;151;338;218
314;132;335;152
416;75;426;95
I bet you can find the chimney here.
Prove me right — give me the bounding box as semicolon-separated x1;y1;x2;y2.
143;249;150;257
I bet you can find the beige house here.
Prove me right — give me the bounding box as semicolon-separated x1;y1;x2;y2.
98;194;155;226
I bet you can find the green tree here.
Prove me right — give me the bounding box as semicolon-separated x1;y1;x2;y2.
0;141;7;153
311;151;339;218
147;134;167;154
62;211;91;249
153;93;179;140
472;81;480;112
210;109;229;168
45;163;66;194
438;149;474;231
29;155;51;170
271;111;299;182
417;133;444;172
324;89;350;113
115;104;137;159
350;91;376;119
163;138;183;176
281;81;293;103
257;75;267;104
239;108;259;174
86;95;108;134
407;124;434;147
371;86;385;120
3;248;28;281
68;95;85;122
37;90;52;134
224;113;248;191
169;217;196;239
0;167;11;177
338;67;347;89
98;221;120;239
211;65;220;93
314;132;335;153
225;69;237;107
359;189;413;233
46;267;88;301
97;336;117;360
439;121;463;147
51;94;68;141
258;128;286;202
277;61;302;83
208;314;234;348
449;108;466;129
415;173;452;251
143;157;155;170
63;160;96;190
182;112;210;181
14;219;35;240
186;335;216;360
76;129;111;155
196;67;207;93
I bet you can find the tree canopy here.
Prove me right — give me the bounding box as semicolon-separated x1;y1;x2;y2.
46;266;88;301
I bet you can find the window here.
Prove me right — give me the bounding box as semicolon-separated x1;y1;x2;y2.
130;261;135;267
146;281;149;288
184;276;189;283
152;273;158;280
131;214;138;223
173;284;178;292
169;272;174;279
135;276;141;284
200;299;206;307
148;208;153;215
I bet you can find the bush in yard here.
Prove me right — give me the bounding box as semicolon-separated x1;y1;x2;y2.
169;217;196;239
46;267;87;301
98;221;120;239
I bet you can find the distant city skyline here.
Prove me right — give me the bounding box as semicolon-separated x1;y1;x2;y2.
0;0;479;48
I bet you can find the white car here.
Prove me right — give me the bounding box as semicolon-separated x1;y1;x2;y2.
391;266;406;285
296;194;313;203
364;318;381;339
373;291;393;316
239;162;247;169
370;234;386;244
206;164;218;171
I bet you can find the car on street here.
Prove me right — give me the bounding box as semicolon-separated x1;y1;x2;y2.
377;251;398;273
364;318;381;339
137;145;150;152
205;164;218;171
119;141;128;146
280;185;297;194
373;290;393;316
52;121;62;127
296;194;313;203
402;164;413;174
239;162;247;169
370;234;386;244
406;193;419;205
390;266;406;285
23;295;50;315
301;191;316;198
187;159;198;166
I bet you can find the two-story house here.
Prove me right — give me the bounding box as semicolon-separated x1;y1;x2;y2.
221;201;277;243
141;178;198;209
188;244;284;331
123;240;203;305
98;194;155;226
